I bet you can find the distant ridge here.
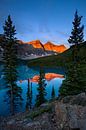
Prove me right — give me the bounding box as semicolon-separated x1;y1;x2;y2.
44;41;67;53
28;42;86;67
19;40;67;53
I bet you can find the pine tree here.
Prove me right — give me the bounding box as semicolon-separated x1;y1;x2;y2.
51;86;55;99
0;34;5;48
35;68;47;107
59;11;86;97
59;63;86;97
3;15;18;86
5;83;23;115
26;79;32;110
3;15;18;115
68;10;84;63
68;10;84;45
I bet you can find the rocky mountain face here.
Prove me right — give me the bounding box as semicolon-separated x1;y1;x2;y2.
27;40;44;49
0;34;67;60
22;40;67;53
16;40;67;59
17;41;56;60
44;42;67;53
1;93;86;130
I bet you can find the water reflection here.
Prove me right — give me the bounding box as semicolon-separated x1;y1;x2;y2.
0;64;65;116
30;73;64;82
17;72;64;108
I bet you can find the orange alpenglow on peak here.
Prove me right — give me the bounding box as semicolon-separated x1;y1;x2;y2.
30;73;64;82
27;40;43;49
44;41;67;53
18;40;67;53
27;40;67;53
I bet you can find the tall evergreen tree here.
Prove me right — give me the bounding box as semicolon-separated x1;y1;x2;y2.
5;83;23;115
68;10;84;63
59;63;86;97
59;11;86;97
0;34;5;48
26;79;32;111
35;68;47;107
68;10;84;45
3;15;18;115
3;15;18;86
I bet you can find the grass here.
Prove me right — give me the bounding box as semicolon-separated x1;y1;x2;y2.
25;105;52;119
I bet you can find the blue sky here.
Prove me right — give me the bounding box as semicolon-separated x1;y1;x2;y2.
0;0;86;47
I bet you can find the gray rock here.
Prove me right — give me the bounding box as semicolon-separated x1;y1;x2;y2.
7;119;15;125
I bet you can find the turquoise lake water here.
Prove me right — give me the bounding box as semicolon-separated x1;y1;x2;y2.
0;63;65;116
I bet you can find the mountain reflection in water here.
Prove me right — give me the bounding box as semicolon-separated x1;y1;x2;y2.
0;64;65;116
28;73;64;82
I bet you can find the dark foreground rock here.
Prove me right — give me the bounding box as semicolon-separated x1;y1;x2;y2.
0;93;86;130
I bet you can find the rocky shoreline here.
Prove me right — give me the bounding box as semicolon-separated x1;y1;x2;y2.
0;93;86;130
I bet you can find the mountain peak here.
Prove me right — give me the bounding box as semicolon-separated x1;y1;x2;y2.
44;42;67;53
17;40;67;53
27;40;43;49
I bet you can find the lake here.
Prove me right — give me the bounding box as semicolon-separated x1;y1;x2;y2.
0;63;65;116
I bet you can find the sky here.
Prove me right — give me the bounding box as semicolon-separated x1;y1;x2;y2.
0;0;86;47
